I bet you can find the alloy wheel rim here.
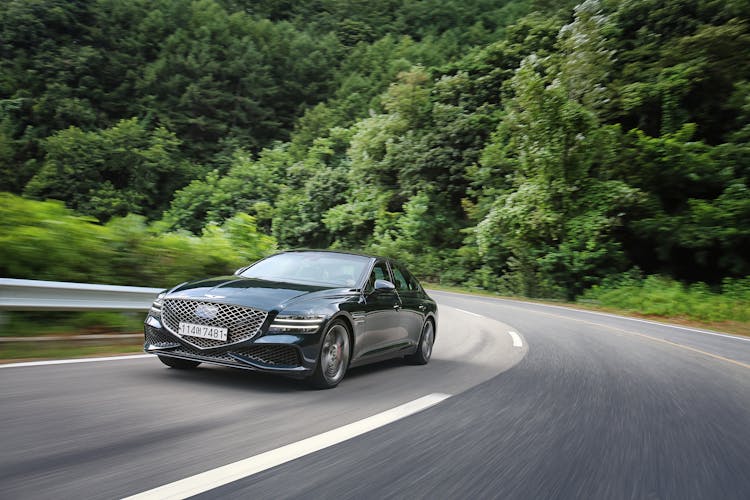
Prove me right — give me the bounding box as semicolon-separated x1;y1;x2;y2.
421;322;434;360
322;324;349;383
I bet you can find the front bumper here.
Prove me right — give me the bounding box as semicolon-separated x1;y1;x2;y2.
144;315;321;378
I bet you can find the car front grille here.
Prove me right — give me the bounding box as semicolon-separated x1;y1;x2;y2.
144;325;178;348
161;299;268;349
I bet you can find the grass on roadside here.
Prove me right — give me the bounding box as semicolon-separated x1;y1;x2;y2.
0;340;143;363
0;311;144;337
0;311;144;362
580;276;750;323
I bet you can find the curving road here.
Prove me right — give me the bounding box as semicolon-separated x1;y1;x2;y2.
1;291;749;499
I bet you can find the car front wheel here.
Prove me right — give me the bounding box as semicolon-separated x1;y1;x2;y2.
308;320;351;389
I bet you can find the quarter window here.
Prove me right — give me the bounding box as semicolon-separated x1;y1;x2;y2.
403;268;421;292
391;265;420;292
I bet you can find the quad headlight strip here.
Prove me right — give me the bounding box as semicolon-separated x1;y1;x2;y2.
268;315;326;334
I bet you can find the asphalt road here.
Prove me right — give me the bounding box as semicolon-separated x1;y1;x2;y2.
0;305;522;499
2;292;749;499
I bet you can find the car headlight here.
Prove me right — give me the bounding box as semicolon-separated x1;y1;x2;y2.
149;292;166;317
268;314;325;334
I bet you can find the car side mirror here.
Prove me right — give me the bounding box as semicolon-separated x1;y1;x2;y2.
373;279;396;292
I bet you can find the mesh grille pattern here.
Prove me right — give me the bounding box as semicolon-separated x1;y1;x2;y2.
161;299;267;349
171;345;235;362
168;344;300;367
144;325;178;348
235;345;300;367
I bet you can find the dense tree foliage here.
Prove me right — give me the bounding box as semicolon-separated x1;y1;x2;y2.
25;118;198;221
2;0;749;302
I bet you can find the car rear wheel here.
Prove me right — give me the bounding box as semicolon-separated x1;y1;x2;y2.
158;355;201;369
308;320;351;389
406;319;434;365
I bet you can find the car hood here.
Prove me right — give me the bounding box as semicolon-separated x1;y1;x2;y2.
166;276;352;311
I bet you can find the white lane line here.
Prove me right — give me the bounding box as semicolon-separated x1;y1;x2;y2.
124;393;452;500
431;290;750;343
454;308;483;318
508;331;523;348
453;306;524;347
0;354;153;369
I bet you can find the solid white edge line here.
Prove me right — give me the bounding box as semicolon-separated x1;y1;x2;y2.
0;354;153;369
508;331;523;348
123;393;452;500
454;308;483;318
430;290;750;343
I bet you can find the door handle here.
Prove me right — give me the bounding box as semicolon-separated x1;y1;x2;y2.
393;303;401;310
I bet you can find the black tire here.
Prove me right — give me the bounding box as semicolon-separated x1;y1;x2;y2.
308;319;351;389
158;355;201;369
406;319;434;365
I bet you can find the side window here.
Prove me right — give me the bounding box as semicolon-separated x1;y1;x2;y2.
401;267;421;292
391;264;419;292
366;261;391;291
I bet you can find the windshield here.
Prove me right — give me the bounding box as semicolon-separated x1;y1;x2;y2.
240;252;372;287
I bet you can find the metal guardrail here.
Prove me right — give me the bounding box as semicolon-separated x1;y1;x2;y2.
0;278;163;311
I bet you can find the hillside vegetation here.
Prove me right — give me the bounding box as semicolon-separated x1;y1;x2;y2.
1;0;749;321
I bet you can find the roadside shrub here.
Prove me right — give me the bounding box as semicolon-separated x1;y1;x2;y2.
0;193;277;288
579;274;750;323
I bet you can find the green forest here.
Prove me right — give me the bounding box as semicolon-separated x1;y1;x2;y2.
2;0;749;323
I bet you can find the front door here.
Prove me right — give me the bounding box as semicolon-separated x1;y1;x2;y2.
354;260;403;360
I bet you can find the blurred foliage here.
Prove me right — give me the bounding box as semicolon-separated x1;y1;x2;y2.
1;0;749;316
0;342;142;361
0;194;276;287
0;311;144;337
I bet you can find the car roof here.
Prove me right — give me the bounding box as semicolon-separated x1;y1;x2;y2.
277;248;381;260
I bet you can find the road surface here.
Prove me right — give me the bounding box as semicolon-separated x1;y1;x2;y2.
1;291;748;499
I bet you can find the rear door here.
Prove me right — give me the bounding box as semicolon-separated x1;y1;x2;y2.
390;262;425;349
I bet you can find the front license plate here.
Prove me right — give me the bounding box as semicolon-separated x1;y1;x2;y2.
178;322;228;341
